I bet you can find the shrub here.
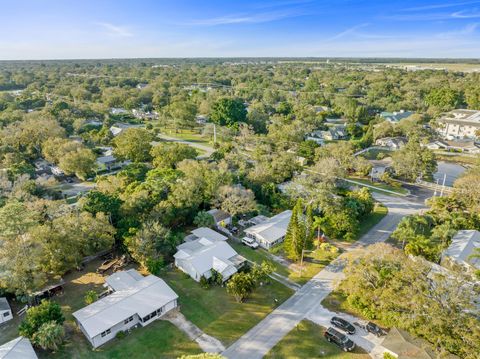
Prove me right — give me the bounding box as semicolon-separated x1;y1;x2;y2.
32;321;65;351
84;290;98;305
199;275;210;289
115;330;126;339
19;300;65;340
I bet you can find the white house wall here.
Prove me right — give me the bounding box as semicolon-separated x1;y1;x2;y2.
0;309;12;324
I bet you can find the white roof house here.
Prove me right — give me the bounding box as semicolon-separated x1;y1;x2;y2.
0;298;13;324
109;123;144;136
174;238;245;282
73;269;178;348
244;210;292;249
0;337;37;359
191;227;228;242
436;109;480;140
442;230;480;271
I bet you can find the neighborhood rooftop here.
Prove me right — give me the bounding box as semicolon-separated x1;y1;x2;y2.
73;269;178;339
244;210;292;246
191;227;227;242
0;297;10;312
0;337;38;359
443;230;480;269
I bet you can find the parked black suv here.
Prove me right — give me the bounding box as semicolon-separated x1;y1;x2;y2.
324;327;356;352
366;322;386;337
330;316;356;334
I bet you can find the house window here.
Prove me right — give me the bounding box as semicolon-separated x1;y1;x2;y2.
3;312;9;317
157;307;163;315
124;316;133;325
100;329;111;337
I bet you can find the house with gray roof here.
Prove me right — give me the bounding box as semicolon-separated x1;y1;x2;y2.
73;269;178;348
441;230;480;273
0;298;12;324
174;236;245;282
244;210;292;249
381;327;433;359
380;110;413;123
0;337;37;359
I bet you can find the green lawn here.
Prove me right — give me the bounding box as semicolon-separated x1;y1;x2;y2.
347;177;408;196
230;241;339;285
162;269;293;346
359;148;392;160
266;320;370;359
42;320;201;359
161;128;213;147
355;203;388;241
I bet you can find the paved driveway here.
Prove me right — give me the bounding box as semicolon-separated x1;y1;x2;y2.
222;194;425;359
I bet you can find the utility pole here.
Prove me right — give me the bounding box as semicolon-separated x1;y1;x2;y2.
213;123;217;144
440;173;446;197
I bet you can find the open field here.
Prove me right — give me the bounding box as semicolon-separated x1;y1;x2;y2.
162;269;294;346
265;320;370;359
158;128;213;147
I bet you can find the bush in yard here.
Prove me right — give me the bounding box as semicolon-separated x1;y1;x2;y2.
115;330;126;339
210;269;223;286
19;300;65;340
199;275;210;289
146;257;165;275
193;211;215;228
226;272;255;302
32;320;65;351
383;353;396;359
84;290;98;305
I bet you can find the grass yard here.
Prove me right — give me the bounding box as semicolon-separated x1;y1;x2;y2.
161;128;213;147
162;269;293;346
230;241;339;285
347;177;408;196
355;203;388;241
42;320;201;359
359;148;392;160
265;320;370;359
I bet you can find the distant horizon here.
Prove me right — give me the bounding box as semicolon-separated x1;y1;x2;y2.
1;56;480;62
2;1;480;59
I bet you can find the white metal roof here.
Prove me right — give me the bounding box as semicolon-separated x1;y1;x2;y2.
444;230;480;269
244;210;292;244
105;269;145;291
0;337;37;359
191;227;227;242
73;270;178;338
175;239;240;278
0;298;10;312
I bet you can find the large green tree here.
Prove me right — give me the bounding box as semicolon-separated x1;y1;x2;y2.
113;128;153;162
210;98;247;129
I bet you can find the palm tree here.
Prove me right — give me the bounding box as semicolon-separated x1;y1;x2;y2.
312;215;327;248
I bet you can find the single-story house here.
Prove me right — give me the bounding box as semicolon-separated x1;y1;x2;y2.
375;137;407;150
0;298;13;324
324;125;348;141
305;130;325;145
109;123;144;137
207;209;232;228
110;108;128;115
174;238;246;282
445;140;480;154
191;227;228;242
0;337;38;359
244;210;292;249
369;159;393;181
380;110;413;123
73;269;178;348
381;327;433;359
96;148;130;171
424;140;449;150
441;230;480;273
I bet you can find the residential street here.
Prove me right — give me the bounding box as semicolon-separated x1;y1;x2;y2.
222;194;426;359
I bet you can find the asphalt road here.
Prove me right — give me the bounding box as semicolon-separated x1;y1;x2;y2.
222;194;426;359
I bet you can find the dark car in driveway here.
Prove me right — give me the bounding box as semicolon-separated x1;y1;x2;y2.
366;322;386;337
330;316;356;334
324;327;356;352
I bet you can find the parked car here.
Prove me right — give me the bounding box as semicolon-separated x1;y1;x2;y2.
366;322;386;337
242;237;259;249
330;316;356;334
324;327;356;352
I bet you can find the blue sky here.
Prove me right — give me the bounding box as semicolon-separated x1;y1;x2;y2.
1;0;480;59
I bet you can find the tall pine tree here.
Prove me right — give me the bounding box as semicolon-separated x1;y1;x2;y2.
304;204;314;250
284;199;306;261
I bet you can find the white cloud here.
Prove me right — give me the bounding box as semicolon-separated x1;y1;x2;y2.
97;22;133;37
401;1;480;12
185;9;304;26
327;23;370;40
